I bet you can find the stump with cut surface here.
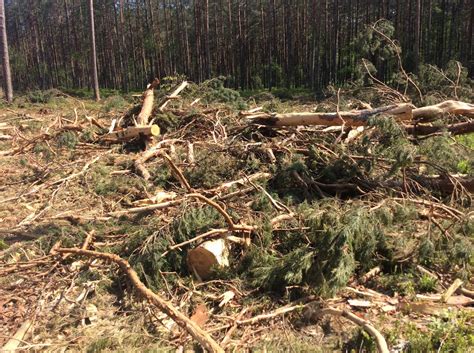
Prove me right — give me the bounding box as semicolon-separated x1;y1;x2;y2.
187;238;229;280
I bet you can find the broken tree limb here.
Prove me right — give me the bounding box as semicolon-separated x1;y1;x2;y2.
318;308;390;353
412;100;474;121
55;248;224;353
249;101;474;127
405;121;474;136
101;125;160;143
137;78;160;126
159;81;189;112
248;104;413;127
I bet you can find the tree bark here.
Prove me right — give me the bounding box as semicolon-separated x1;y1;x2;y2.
89;0;100;101
0;0;13;102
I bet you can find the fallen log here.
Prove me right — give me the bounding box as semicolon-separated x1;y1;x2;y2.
56;248;224;353
137;78;160;126
101;125;160;143
412;100;474;121
249;101;474;127
248;104;413;126
405;121;474;136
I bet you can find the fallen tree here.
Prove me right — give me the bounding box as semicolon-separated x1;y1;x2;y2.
248;100;474;128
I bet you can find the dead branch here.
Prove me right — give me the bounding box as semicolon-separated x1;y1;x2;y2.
405;121;474;136
412;100;474;121
159;81;189;112
162;152;193;192
55;248;224;353
248;104;413;127
318;307;389;353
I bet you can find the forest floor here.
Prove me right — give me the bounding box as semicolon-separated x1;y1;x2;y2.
0;81;473;352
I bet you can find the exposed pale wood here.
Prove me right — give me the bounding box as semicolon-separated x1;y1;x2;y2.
187;238;230;280
249;104;413;127
137;78;160;126
56;248;224;353
2;320;32;351
159;81;189;111
101;125;160;143
442;279;463;303
250;101;474;127
413;100;474;120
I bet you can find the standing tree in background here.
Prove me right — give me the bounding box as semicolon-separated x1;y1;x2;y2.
0;0;12;102
89;0;100;101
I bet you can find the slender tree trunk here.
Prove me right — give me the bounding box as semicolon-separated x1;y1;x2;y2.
89;0;100;101
0;0;13;102
414;0;421;71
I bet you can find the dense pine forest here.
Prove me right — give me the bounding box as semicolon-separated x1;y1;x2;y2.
3;0;474;91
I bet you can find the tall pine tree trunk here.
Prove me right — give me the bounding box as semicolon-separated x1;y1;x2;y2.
0;0;13;102
89;0;100;101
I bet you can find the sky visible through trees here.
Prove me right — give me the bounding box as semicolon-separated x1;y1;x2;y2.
1;0;473;92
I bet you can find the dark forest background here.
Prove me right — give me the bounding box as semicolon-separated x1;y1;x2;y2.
3;0;473;92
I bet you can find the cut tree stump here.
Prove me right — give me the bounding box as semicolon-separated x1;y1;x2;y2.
187;238;230;280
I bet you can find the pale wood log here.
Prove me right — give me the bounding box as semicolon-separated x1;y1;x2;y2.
412;100;474;120
159;81;189;112
250;101;474;127
248;104;413;127
137;78;160;126
56;248;224;353
101;125;160;143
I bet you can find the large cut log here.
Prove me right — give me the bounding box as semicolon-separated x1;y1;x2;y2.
101;124;160;143
412;100;474;121
187;238;230;280
405;121;474;136
248;104;413;127
137;78;160;126
249;101;474;127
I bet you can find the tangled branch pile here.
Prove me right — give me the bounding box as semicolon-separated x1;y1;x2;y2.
0;75;473;351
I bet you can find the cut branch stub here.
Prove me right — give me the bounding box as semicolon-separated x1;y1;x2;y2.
187;238;230;280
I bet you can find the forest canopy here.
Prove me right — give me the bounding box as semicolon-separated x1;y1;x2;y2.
2;0;473;91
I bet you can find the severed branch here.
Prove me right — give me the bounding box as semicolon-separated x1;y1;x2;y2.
100;125;160;143
317;307;390;353
55;248;224;353
248;104;413;127
159;81;189;112
249;101;473;128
